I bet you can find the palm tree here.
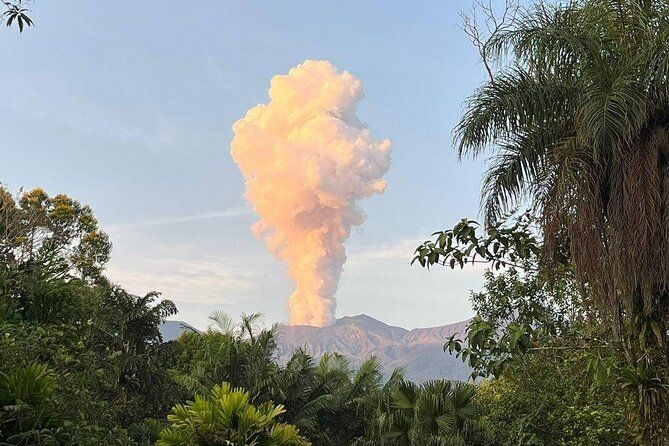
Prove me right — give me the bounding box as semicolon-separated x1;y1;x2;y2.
157;382;310;446
454;0;669;437
365;379;479;446
0;363;69;444
89;287;178;426
207;310;238;336
174;312;280;397
261;352;383;445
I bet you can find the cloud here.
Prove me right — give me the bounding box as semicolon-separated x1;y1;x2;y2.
106;255;257;304
346;237;489;272
104;233;485;330
0;76;205;152
337;237;486;328
105;207;250;233
230;60;391;326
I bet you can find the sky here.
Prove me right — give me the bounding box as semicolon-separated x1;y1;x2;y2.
0;1;494;330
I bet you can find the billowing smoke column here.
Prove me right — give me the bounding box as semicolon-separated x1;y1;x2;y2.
230;60;391;327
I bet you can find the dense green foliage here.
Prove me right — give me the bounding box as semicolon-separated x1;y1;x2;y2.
463;265;642;445
1;186;649;445
446;0;669;441
0;187;187;444
475;350;639;446
416;214;647;444
361;379;482;446
171;314;487;446
157;383;309;446
0;188;482;445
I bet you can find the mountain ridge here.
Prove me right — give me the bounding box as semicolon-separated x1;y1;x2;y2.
276;314;472;382
159;314;473;382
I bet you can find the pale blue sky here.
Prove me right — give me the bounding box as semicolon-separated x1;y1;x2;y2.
1;1;494;329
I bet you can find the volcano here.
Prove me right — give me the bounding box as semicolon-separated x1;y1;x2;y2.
276;314;472;382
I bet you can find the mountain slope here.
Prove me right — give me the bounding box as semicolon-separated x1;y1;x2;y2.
159;320;199;341
276;314;471;382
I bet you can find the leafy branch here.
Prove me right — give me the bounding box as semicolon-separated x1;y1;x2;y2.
3;1;33;32
412;212;541;272
444;317;533;380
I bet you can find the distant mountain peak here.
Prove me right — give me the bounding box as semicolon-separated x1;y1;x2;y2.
277;315;471;382
335;313;377;324
160;316;473;382
334;314;405;330
159;320;199;342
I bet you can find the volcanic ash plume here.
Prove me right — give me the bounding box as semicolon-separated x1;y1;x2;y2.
230;60;391;327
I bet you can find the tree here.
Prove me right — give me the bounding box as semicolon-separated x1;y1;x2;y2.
175;312;388;446
362;379;481;446
268;353;384;445
94;288;177;359
0;186;187;444
414;222;644;443
413;213;541;272
0;186;112;326
89;287;179;426
0;186;112;282
174;312;280;397
442;264;587;380
475;352;642;446
157;382;310;446
0;363;69;445
448;0;669;440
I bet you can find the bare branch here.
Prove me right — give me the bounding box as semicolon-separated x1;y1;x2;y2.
460;0;519;82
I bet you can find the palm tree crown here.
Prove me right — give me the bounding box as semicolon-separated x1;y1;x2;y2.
456;0;669;332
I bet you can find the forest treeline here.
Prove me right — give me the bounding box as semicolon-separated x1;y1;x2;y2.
0;188;644;445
